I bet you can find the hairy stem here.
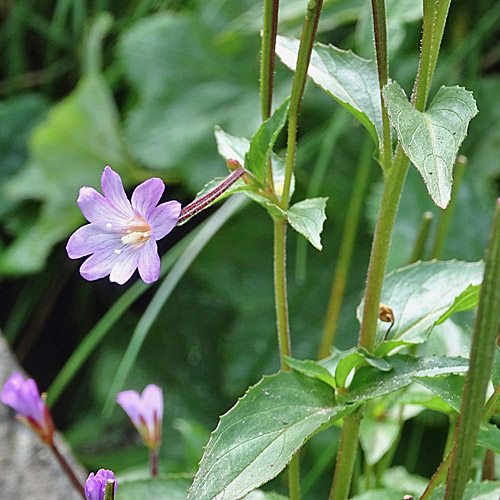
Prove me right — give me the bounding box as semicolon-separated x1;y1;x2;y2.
409;211;434;263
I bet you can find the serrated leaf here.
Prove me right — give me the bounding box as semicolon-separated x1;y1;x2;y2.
347;355;469;403
435;284;481;325
413;374;465;413
284;356;336;388
357;260;484;349
276;35;382;146
383;83;478;208
187;371;350;500
117;477;190;500
246;97;290;183
427;481;500;500
287;197;328;250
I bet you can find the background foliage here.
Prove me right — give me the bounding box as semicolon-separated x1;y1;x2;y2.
1;0;499;498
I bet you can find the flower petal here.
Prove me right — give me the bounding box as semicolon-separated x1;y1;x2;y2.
66;224;122;259
142;384;163;423
79;249;120;281
149;201;182;240
77;186;127;223
131;178;165;219
116;390;142;427
1;373;45;422
101;166;132;217
138;240;160;284
109;247;140;284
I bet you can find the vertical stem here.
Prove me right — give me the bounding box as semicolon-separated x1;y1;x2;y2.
409;211;434;263
261;0;280;188
50;443;85;499
280;0;324;209
482;449;495;481
430;155;467;259
318;137;373;359
103;479;116;500
444;200;500;500
370;0;392;170
419;450;453;500
150;448;159;477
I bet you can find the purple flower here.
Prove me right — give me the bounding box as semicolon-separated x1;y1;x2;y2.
1;372;54;445
66;166;181;285
85;469;117;500
116;384;163;450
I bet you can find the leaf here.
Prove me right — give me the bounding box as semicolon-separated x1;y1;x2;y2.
356;260;484;350
244;491;289;500
349;490;409;500
276;35;382;146
347;355;469;403
246;97;290;183
477;424;500;454
383;83;478;208
187;370;351;500
492;347;500;387
287;197;328;250
427;481;500;500
412;374;465;413
0;74;136;276
284;356;337;388
359;412;400;465
435;284;481;325
117;477;190;500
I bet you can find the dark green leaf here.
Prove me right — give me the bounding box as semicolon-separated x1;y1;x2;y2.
347;355;469;403
117;477;190;500
287;197;328;250
276;35;382;146
383;83;478;208
246;97;290;183
187;371;350;500
435;284;481;325
412;374;465;413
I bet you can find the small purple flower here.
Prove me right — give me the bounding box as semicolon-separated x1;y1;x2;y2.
117;384;163;450
85;469;117;500
1;372;54;445
66;166;181;285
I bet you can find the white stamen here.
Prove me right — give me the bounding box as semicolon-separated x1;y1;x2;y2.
121;231;150;245
127;229;132;233
114;249;122;255
106;223;112;229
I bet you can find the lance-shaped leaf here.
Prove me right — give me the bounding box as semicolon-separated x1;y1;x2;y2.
276;35;382;146
357;260;484;352
287;197;328;250
435;284;481;325
347;355;469;403
427;482;500;500
187;370;351;500
383;82;478;208
246;97;290;184
413;374;465;413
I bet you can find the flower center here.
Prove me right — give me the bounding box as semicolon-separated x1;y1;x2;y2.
120;217;152;247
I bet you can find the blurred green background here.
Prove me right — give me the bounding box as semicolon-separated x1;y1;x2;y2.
1;0;499;497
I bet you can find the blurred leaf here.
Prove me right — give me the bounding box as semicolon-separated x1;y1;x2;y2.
0;74;136;275
276;35;382;147
359;412;400;465
117;477;190;500
356;260;484;351
492;347;500;387
413;374;465;413
383;83;478;208
187;370;351;500
435;284;480;325
427;481;500;500
349;490;408;500
246;97;290;183
381;466;428;497
244;491;289;500
287;197;328;250
347;355;469;403
477;424;500;454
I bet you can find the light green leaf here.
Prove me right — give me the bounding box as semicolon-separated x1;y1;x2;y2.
383;82;478;208
284;356;336;388
381;466;428;498
244;491;289;500
435;284;481;325
287;197;328;250
350;490;408;500
117;477;190;500
187;371;351;500
276;35;382;146
347;355;469;403
478;424;500;454
427;481;500;500
359;412;400;465
246;97;290;183
0;74;136;276
413;374;465;413
357;260;484;350
492;347;500;387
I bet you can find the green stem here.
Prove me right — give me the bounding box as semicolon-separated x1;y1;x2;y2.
419;450;453;500
289;453;301;500
318;137;373;359
409;211;434;263
483;383;500;423
273;216;292;369
430;155;467;259
443;412;457;459
261;0;280;188
280;0;324;209
103;479;116;500
370;0;392;170
329;411;362;500
444;200;500;500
